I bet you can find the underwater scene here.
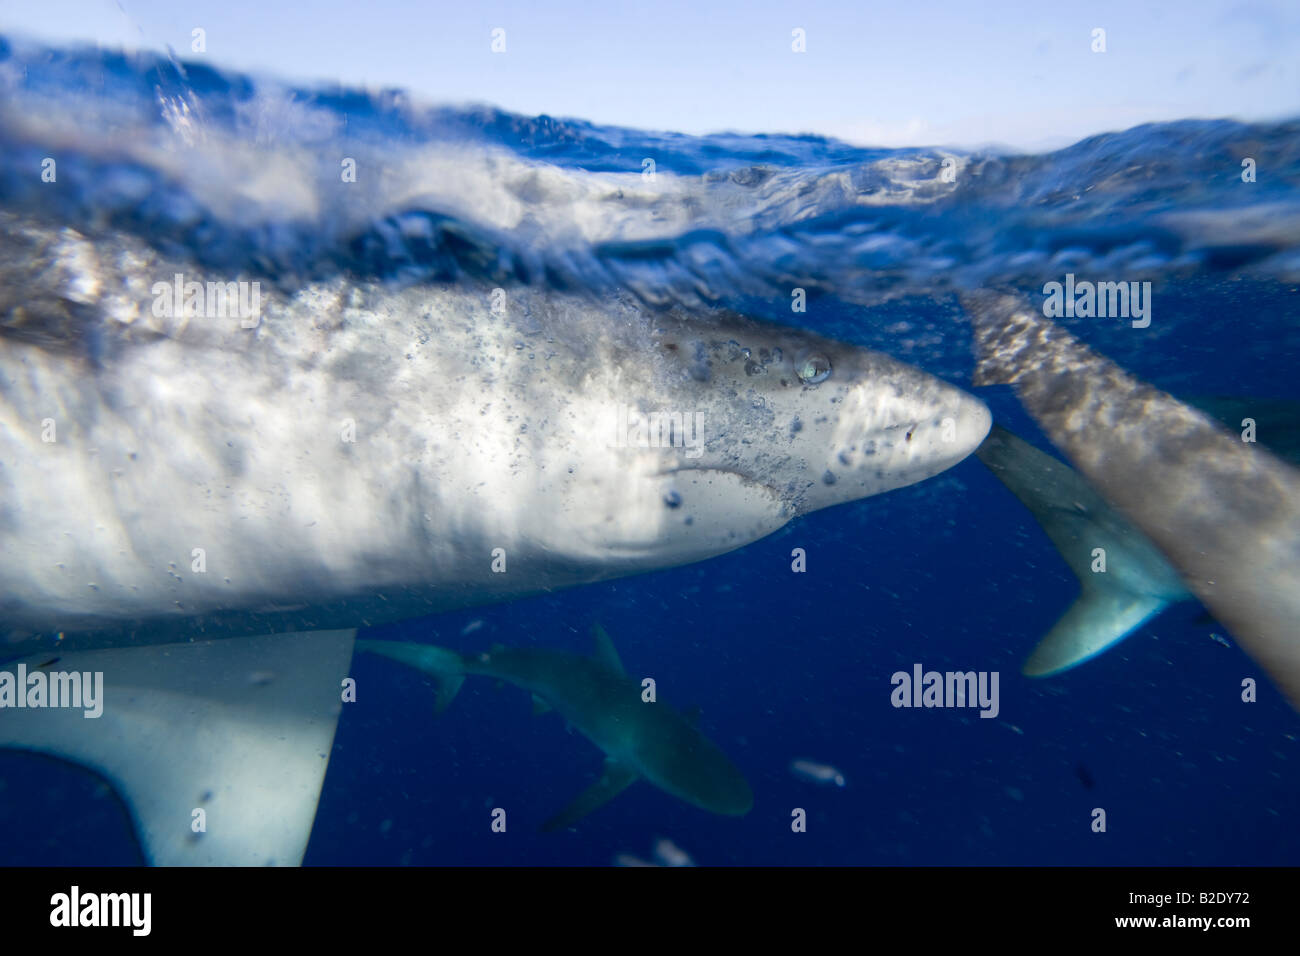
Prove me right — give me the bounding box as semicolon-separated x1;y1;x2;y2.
0;7;1296;871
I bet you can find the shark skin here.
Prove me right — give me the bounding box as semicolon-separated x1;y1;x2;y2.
964;290;1300;710
357;626;753;830
0;210;992;653
0;206;988;864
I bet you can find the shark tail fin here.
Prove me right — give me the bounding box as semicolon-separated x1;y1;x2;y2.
0;629;355;865
1024;587;1169;677
541;757;639;832
355;640;466;713
976;423;1181;675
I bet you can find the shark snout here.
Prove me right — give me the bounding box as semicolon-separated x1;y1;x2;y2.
720;779;755;816
918;381;992;475
691;764;754;816
799;372;990;514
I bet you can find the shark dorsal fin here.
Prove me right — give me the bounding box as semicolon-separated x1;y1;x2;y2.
591;623;625;675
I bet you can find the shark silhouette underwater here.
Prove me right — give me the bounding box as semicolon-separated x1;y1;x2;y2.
0;188;991;867
358;626;754;831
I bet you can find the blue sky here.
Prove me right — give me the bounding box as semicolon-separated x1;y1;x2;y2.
3;0;1297;149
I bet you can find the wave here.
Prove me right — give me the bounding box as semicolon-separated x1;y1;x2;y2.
2;33;1297;323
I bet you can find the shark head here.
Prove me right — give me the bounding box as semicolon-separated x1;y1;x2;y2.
648;311;991;513
574;308;991;565
629;708;755;817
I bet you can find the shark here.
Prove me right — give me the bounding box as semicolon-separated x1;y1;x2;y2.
976;424;1192;676
358;625;753;830
978;400;1300;678
0;207;990;864
964;290;1300;710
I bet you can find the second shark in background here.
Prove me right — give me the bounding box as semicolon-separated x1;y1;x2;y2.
358;625;753;831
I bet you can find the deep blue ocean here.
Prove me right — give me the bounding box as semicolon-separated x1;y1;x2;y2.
0;36;1296;866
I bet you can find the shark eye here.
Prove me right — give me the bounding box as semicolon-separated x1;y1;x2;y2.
796;353;832;385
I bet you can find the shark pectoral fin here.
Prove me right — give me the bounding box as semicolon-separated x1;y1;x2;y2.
531;693;553;716
541;758;639;833
1024;587;1169;677
435;675;466;714
590;623;625;675
0;629;355;865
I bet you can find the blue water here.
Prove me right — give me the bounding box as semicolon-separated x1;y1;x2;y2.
0;37;1296;865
